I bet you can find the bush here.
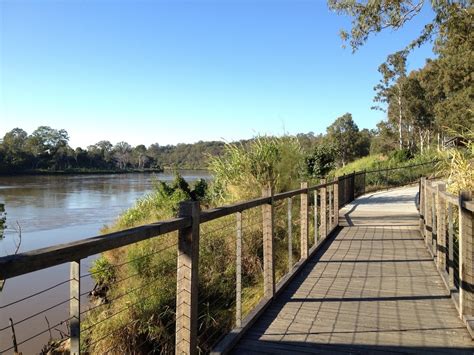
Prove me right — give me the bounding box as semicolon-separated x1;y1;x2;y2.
304;144;336;179
208;135;304;203
389;148;413;163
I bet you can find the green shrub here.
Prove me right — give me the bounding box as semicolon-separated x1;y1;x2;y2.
389;148;413;163
208;135;304;203
90;256;115;285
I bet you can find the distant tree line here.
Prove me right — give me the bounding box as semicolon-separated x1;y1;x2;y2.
0;126;229;173
1;104;455;175
0;117;373;175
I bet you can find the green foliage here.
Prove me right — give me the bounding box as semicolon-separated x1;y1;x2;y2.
304;144;336;178
192;178;208;201
90;256;116;285
325;113;368;166
328;0;470;54
331;1;473;151
208;136;304;202
389;149;413;163
330;154;385;177
114;173;206;229
331;151;437;178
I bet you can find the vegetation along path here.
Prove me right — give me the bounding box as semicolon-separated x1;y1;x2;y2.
232;186;473;354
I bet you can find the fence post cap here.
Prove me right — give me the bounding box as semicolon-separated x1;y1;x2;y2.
459;190;472;204
178;200;201;217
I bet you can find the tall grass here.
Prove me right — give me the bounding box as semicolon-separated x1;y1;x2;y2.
437;130;474;194
208;135;304;203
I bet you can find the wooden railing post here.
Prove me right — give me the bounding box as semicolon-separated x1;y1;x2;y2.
448;203;455;289
340;174;346;206
314;191;318;243
262;186;275;298
432;190;437;258
287;197;293;271
300;182;309;259
350;171;355;202
459;191;473;318
419;178;425;235
424;180;431;247
69;261;80;355
320;179;327;239
328;184;333;230
436;183;446;270
235;212;242;328
176;201;200;355
362;170;366;195
333;182;339;227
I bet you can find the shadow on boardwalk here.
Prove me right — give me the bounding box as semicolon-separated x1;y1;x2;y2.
232;186;473;354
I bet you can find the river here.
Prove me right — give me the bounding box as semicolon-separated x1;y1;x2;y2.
0;171;210;354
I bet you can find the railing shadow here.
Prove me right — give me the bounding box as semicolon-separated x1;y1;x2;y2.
234;340;474;354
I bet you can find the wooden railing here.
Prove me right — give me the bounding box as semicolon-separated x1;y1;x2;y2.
418;178;474;336
0;179;343;355
0;161;436;354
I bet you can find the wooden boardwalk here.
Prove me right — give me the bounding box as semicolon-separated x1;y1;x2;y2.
233;186;474;354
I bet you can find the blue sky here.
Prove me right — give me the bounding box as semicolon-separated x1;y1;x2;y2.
0;0;436;148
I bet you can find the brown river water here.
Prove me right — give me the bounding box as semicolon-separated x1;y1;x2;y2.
0;171;210;354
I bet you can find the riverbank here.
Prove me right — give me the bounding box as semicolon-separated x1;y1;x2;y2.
0;167;165;176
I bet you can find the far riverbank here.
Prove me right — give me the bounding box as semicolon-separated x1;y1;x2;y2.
0;167;166;176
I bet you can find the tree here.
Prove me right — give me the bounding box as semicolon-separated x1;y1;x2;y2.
370;120;398;155
30;126;69;154
401;71;435;152
304;144;336;178
355;128;372;157
326;113;360;166
430;6;474;134
372;51;407;149
329;1;473;147
133;144;149;169
2;128;29;168
113;142;132;169
327;1;470;54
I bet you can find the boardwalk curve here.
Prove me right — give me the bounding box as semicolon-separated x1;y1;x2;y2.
233;186;473;354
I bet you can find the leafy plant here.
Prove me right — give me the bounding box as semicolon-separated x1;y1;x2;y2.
208;135;303;203
90;256;115;285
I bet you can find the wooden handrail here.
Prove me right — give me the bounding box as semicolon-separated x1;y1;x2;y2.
419;177;474;337
0;216;191;280
0;178;340;281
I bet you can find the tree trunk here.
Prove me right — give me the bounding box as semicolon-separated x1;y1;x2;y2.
419;130;424;154
397;92;403;150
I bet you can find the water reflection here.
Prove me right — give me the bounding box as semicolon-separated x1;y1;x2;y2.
0;171;210;246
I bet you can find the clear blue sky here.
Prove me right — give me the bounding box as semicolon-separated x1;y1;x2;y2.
0;0;436;148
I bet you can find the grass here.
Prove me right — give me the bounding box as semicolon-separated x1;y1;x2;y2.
331;154;387;176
